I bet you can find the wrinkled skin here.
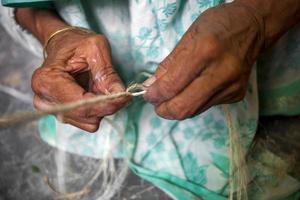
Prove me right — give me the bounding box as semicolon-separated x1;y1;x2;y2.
144;3;265;120
32;30;130;132
32;2;266;131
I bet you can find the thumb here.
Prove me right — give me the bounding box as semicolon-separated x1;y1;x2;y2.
144;35;215;104
143;57;170;87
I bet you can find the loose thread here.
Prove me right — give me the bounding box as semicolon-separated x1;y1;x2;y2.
0;83;146;128
224;105;249;200
0;84;32;104
48;117;129;200
0;82;249;200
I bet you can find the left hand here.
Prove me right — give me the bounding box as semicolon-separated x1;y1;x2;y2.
144;2;264;120
32;29;130;132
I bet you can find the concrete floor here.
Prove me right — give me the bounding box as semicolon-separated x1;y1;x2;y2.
0;24;299;200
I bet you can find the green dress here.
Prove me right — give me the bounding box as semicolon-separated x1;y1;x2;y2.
1;0;300;199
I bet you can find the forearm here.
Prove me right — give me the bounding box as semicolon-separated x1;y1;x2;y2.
236;0;300;48
15;8;68;45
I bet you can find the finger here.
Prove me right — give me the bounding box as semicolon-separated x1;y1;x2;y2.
84;36;126;94
65;61;89;74
51;90;129;119
191;83;246;117
73;92;130;118
32;68;128;119
145;28;215;83
154;61;237;120
62;105;101;124
66;55;89;73
61;116;101;133
34;95;101;124
144;35;222;105
32;67;88;105
82;37;131;108
33;94;54;110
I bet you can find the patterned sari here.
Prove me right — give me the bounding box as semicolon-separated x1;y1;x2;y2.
1;0;300;199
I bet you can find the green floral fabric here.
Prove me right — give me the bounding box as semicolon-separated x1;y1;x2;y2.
1;0;300;199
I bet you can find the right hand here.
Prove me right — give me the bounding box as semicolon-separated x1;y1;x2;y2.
32;28;130;132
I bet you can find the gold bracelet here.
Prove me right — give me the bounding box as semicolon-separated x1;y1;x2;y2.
43;26;94;59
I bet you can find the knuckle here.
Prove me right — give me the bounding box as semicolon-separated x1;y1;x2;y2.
155;55;173;79
227;83;247;103
232;83;244;94
31;68;43;94
100;66;117;79
167;100;189;120
224;58;242;81
89;35;109;46
200;35;222;59
97;35;109;43
158;76;177;99
183;27;199;42
32;67;62;96
158;57;171;74
232;91;246;103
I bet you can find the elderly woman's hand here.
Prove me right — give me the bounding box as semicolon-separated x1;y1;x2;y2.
144;2;265;120
32;29;130;132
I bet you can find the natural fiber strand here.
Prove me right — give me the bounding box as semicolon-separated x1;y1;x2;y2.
223;105;249;200
0;82;249;200
0;84;32;104
47;118;129;200
0;83;146;127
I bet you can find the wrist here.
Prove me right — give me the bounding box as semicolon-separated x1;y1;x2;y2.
235;0;300;48
34;10;69;44
45;28;94;57
15;8;69;45
231;1;265;49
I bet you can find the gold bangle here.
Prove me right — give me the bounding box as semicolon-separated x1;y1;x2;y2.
43;26;94;59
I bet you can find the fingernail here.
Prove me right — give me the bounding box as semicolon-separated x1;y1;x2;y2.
143;76;156;87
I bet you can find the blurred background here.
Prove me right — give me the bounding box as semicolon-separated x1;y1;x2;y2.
0;23;299;200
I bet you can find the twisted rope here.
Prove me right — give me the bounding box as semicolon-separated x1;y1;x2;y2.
0;83;146;128
0;83;248;199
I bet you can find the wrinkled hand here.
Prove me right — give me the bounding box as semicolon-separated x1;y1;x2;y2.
32;29;130;132
144;2;264;120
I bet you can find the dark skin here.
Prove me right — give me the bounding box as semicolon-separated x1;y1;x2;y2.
16;9;130;132
15;0;300;132
144;0;300;119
